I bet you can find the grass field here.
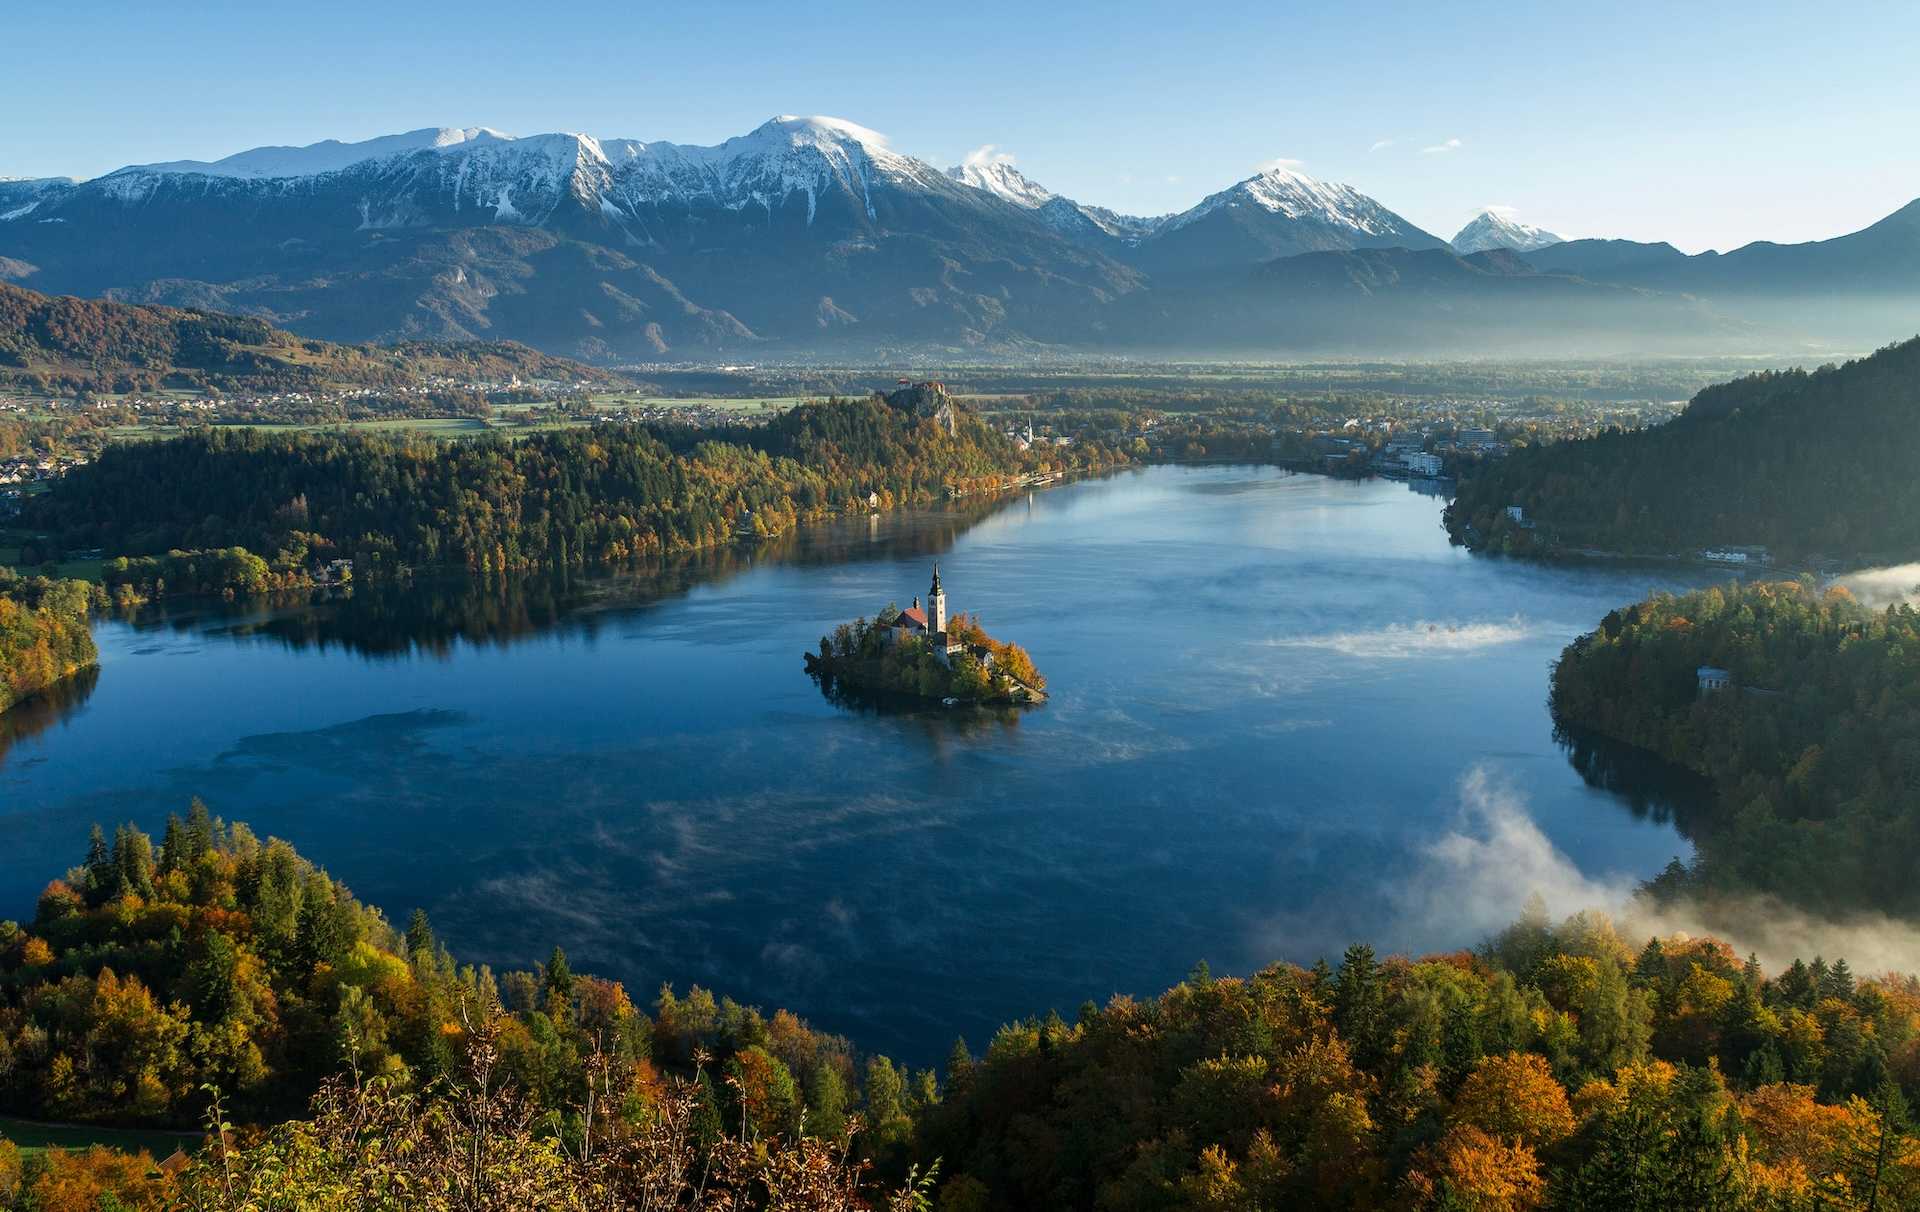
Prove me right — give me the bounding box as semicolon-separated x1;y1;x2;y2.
0;1115;201;1159
0;550;102;581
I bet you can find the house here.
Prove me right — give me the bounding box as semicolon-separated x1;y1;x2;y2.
1403;452;1443;477
1697;666;1732;694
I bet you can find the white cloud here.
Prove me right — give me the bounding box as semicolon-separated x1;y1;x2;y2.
1480;203;1519;217
1257;156;1307;175
1422;138;1464;155
1368;138;1396;153
961;143;1015;170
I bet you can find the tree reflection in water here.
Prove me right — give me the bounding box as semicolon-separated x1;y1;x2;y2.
809;670;1025;742
108;497;1016;662
0;664;99;765
1554;722;1712;834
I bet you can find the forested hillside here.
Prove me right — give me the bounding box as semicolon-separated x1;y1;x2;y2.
5;814;1920;1209
0;809;921;1207
0;571;96;715
1446;336;1920;561
29;392;1119;581
0;281;618;393
1551;580;1920;915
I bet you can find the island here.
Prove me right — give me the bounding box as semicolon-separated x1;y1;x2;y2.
805;565;1047;705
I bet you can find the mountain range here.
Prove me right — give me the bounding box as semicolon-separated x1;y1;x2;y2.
3;116;1917;359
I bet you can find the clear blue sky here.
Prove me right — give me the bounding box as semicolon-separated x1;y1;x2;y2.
7;0;1916;252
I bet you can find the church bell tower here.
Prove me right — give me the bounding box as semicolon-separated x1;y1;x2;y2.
928;565;947;637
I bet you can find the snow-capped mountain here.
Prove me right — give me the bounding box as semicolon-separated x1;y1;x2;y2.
0;117;1139;357
944;156;1167;248
596;116;960;227
1132;164;1446;277
1168;165;1414;238
86;117;964;238
944;154;1054;209
119;127;515;180
1451;209;1566;254
7;115;1880;356
0;176;77;223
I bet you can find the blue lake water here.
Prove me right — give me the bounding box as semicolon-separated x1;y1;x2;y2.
0;466;1706;1063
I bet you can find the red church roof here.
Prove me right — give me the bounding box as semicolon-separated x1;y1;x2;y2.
898;607;928;630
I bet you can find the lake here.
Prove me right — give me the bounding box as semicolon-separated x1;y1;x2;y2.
0;466;1707;1064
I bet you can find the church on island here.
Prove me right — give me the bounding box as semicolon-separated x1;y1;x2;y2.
805;563;1044;704
887;565;991;669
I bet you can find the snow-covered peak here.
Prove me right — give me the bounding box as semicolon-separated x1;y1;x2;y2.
1170;163;1403;237
592;115;948;224
1452;208;1565;254
1;175;79;222
708;115;935;186
765;115;893;151
112;127;516;180
944;150;1054;209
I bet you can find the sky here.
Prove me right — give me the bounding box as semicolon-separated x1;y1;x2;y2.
5;0;1918;253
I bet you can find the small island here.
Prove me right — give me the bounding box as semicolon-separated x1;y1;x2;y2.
805;565;1047;705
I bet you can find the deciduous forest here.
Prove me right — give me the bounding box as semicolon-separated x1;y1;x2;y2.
4;815;1919;1209
0;572;96;715
1551;580;1920;917
26;392;1121;588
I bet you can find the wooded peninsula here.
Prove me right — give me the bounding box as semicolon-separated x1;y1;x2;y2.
1551;579;1920;919
21;385;1121;592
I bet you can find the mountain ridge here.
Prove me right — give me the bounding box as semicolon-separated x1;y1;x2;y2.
0;279;620;392
6;116;1918;358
